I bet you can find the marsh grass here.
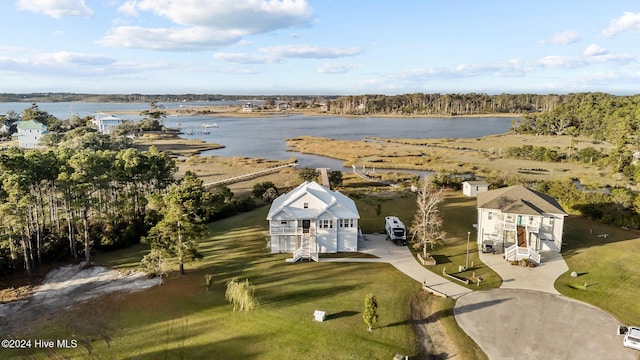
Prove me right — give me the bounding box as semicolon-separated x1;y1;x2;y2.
286;134;619;187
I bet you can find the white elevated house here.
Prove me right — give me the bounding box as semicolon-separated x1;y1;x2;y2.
16;120;48;148
477;185;567;264
463;180;489;197
267;181;360;262
92;113;124;134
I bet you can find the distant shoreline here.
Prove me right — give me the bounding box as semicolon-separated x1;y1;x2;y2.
112;105;524;119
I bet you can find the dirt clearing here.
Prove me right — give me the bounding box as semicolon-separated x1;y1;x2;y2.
0;264;159;334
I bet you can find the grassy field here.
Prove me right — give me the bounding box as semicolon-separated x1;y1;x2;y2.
556;216;640;325
176;155;301;195
6;204;425;359
134;133;224;157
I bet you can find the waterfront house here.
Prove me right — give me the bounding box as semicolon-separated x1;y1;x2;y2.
242;103;254;112
267;181;360;262
92;113;124;134
17;120;48;148
463;180;489;197
476;185;567;264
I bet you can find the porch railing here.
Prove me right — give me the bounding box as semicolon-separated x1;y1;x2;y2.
504;244;540;264
270;226;316;235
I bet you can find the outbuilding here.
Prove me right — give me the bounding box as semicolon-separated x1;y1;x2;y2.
463;180;489;197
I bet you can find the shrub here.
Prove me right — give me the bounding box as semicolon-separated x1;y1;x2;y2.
225;278;258;312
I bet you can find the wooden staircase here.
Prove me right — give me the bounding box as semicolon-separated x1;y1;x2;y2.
287;233;318;262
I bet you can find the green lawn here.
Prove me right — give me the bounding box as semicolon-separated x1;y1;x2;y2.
556;215;640;325
8;206;423;359
415;191;502;290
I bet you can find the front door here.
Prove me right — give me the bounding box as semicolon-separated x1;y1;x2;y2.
302;220;311;233
516;226;526;247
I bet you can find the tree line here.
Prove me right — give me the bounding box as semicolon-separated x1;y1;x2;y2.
327;93;563;116
0;144;176;279
512;92;640;145
0;103;283;281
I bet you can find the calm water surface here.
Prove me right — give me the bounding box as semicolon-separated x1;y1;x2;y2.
0;102;516;168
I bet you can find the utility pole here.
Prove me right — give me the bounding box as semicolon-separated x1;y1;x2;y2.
465;231;471;270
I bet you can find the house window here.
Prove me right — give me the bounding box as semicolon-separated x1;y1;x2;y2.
280;220;287;225
549;217;555;225
303;202;308;209
319;219;333;229
529;216;534;225
488;212;493;220
339;219;354;228
506;214;514;222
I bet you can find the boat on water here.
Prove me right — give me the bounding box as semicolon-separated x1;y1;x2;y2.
201;123;218;128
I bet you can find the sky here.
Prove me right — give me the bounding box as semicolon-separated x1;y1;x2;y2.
1;0;640;95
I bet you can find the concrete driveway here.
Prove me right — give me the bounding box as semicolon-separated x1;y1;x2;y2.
320;233;472;298
454;288;638;360
478;249;568;294
321;235;638;359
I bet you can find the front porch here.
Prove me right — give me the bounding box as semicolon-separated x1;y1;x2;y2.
504;244;540;264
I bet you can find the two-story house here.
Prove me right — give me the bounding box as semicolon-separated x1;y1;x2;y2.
267;181;360;262
477;185;567;264
17;120;48;148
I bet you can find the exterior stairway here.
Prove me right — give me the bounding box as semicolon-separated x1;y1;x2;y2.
287;233;318;262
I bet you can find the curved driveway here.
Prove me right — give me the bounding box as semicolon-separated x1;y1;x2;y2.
454;289;638;359
322;235;638;359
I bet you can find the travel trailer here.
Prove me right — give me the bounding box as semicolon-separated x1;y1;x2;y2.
385;216;406;246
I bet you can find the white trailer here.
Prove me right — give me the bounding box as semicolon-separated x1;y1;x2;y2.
385;216;406;246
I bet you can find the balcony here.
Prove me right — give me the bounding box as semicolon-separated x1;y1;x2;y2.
269;226;315;236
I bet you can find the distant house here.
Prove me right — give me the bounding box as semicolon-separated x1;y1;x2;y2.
267;181;360;262
92;113;124;134
17;120;48;148
242;103;254;112
463;180;489;197
277;102;290;111
476;185;567;264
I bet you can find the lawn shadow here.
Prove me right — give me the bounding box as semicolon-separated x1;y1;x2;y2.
453;297;511;316
325;310;359;321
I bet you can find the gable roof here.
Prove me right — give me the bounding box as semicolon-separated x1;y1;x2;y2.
17;120;47;130
464;180;489;186
267;181;360;220
477;185;566;216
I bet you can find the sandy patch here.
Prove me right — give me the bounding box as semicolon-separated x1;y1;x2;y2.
0;264;159;334
412;291;459;359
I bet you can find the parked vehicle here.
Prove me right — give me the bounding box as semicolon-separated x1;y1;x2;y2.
624;326;640;351
385;216;406;246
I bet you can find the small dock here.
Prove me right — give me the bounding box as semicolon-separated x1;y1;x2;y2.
204;163;298;187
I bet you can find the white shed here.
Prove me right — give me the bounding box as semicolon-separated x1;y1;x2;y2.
463;181;489;197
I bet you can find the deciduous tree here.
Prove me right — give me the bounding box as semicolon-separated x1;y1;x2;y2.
409;181;446;258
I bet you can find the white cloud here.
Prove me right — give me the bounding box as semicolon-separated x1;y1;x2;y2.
261;44;361;58
214;44;362;64
545;30;581;44
387;50;635;85
102;0;313;51
602;11;640;37
584;44;607;56
16;0;93;18
98;26;245;51
0;51;165;77
213;53;277;64
317;62;360;74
